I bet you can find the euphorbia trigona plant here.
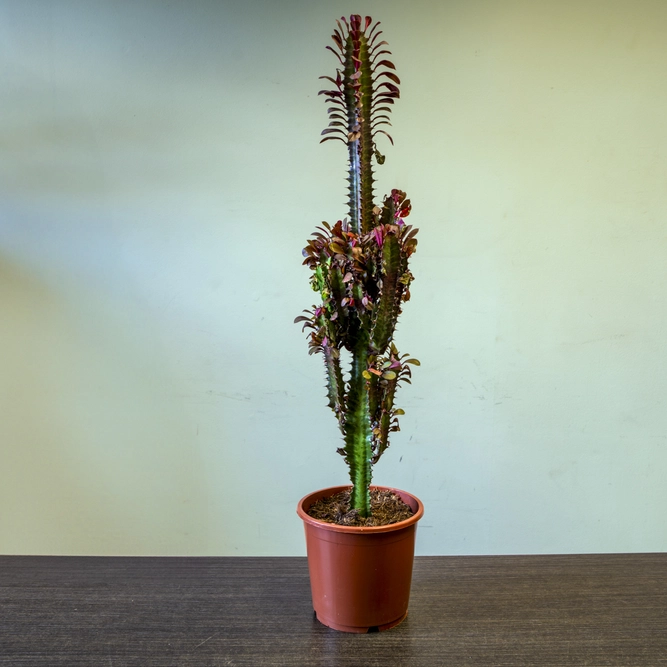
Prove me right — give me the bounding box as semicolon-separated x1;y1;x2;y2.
296;15;419;518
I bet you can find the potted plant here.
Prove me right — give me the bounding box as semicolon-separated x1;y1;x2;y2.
295;14;423;633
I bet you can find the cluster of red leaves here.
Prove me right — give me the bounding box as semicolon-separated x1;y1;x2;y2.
297;190;418;363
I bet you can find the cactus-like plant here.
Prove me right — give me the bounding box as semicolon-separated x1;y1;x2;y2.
296;15;419;518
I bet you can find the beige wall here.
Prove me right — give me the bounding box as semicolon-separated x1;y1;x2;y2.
1;0;667;555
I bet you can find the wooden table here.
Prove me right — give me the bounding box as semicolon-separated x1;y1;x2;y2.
1;554;665;666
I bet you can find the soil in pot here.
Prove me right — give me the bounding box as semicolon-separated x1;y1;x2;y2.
306;488;414;527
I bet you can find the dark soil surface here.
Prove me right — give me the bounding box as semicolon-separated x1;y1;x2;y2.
306;488;414;527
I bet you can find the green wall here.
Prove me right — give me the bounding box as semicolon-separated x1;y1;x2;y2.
2;0;667;555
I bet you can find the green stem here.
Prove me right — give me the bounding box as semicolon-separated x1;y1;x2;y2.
371;233;401;354
344;332;372;516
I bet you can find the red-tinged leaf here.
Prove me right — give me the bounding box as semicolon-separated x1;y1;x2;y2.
325;45;343;62
369;368;383;376
350;71;362;80
369;33;384;48
377;81;400;94
318;89;342;97
294;315;311;323
327;121;347;128
342;272;353;282
331;33;343;50
336;18;347;37
370;40;389;52
375;60;396;70
375;129;394;145
381;89;400;100
319;75;342;88
371;107;393;116
364;16;372;30
321;128;346;136
368;20;382;39
371;49;392;62
319;136;347;144
372;99;395;107
376;71;401;85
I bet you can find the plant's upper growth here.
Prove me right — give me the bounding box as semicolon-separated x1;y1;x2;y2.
296;15;419;517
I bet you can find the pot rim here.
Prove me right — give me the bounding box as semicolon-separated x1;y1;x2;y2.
297;484;424;534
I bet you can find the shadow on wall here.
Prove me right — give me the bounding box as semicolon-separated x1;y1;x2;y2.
0;254;211;555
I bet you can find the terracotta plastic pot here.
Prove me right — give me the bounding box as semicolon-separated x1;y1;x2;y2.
297;484;424;633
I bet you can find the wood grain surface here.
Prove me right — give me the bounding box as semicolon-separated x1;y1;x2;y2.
1;554;665;666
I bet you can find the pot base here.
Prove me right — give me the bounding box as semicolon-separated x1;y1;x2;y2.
315;610;408;634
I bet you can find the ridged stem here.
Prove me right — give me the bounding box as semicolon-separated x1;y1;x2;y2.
344;332;372;516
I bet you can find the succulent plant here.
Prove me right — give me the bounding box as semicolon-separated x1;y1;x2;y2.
296;15;419;517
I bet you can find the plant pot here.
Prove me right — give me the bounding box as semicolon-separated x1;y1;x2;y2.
297;484;424;633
